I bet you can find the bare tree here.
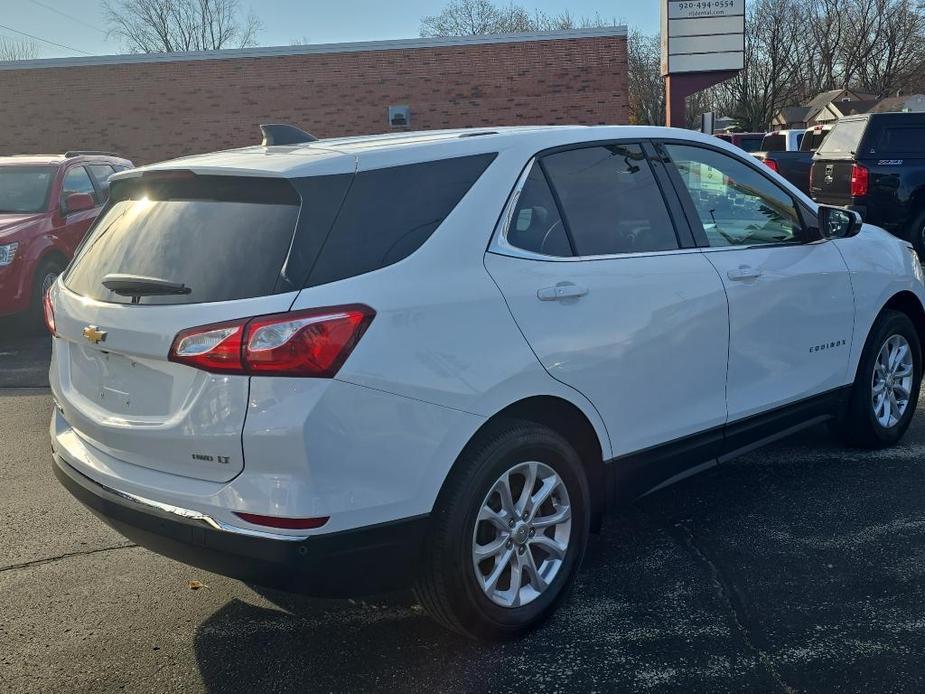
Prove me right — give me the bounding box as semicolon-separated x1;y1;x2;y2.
420;0;533;36
103;0;261;53
626;30;664;125
0;37;39;61
420;0;616;36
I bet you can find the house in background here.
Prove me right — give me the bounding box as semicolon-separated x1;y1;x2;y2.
770;88;876;130
870;94;925;114
770;106;812;130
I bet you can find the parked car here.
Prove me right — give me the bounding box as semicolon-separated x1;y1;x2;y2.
753;126;831;194
714;131;766;152
47;125;925;641
0;152;132;321
811;113;925;255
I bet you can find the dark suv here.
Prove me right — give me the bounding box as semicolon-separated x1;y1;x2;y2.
810;113;925;254
0;152;132;320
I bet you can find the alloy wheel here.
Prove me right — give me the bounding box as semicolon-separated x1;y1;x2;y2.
471;461;572;608
871;334;914;428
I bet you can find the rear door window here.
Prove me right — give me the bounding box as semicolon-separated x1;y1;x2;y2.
505;161;571;257
64;176;300;305
305;153;495;287
817;119;867;156
541;143;679;255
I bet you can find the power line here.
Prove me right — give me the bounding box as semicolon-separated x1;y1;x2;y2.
0;21;92;56
26;0;110;36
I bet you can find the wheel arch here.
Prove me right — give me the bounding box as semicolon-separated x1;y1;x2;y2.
882;290;925;352
441;395;608;532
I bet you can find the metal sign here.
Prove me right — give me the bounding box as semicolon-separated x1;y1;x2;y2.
661;0;745;76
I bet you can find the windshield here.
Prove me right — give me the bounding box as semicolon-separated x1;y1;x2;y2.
817;119;867;156
0;166;55;213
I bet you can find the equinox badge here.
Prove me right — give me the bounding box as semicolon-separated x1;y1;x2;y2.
82;325;108;344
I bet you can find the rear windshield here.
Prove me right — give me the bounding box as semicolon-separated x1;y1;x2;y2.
761;134;786;152
739;136;764;152
64;175;300;305
817;119;867;156
0;166;55;213
875;126;925;154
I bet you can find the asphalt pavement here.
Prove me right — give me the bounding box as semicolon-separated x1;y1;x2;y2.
2;327;925;693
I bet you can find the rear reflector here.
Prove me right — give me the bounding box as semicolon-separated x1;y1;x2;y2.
43;289;55;336
762;159;779;173
234;512;329;530
168;304;375;377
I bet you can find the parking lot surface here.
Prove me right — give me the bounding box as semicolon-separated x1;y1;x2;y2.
2;330;925;693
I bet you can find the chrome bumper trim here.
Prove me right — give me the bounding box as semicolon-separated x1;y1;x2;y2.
53;453;306;542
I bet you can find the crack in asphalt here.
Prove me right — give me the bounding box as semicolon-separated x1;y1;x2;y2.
668;518;797;694
0;543;137;574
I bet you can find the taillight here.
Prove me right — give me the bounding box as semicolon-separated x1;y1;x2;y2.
168;304;375;378
809;164;814;193
43;289;55;335
851;163;869;197
763;159;779;173
169;320;245;374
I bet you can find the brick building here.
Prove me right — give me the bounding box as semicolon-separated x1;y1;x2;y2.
0;28;628;165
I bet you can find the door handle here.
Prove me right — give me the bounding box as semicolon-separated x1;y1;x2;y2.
726;265;762;281
537;283;589;301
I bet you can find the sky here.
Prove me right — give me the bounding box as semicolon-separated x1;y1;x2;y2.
0;0;658;59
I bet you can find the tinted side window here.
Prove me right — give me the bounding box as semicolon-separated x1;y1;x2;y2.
877;127;925;154
306;154;495;287
541;144;678;256
505;161;571;257
665;144;802;247
61;166;97;204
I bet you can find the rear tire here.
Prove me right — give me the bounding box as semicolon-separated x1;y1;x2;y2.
414;420;590;641
835;310;921;448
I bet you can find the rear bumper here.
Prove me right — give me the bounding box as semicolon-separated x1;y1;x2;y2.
53;452;429;597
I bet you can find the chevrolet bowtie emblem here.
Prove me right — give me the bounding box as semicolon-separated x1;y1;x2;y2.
82;325;107;344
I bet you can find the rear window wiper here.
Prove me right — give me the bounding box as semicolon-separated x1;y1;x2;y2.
102;273;192;303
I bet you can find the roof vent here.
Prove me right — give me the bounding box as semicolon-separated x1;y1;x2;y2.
259;123;317;146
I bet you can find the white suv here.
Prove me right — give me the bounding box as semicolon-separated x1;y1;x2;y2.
47;125;925;640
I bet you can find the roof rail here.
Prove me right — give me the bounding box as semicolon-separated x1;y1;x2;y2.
64;150;121;158
259;123;317;146
458;131;498;138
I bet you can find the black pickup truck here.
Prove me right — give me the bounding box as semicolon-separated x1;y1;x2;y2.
810;112;925;254
752;125;831;194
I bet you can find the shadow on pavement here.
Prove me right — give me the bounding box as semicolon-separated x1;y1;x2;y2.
192;422;925;693
0;314;51;388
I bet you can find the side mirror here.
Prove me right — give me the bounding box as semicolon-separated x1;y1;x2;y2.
818;205;862;239
63;192;95;215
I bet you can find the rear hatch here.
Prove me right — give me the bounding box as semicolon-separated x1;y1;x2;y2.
810;117;869;205
50;172;305;482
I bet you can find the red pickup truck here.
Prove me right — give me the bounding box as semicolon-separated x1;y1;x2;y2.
0;152;132;321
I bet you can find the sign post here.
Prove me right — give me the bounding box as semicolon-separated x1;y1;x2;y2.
661;0;745;127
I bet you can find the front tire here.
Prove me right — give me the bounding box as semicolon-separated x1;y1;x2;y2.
414;420;590;641
836;310;922;448
29;256;64;329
